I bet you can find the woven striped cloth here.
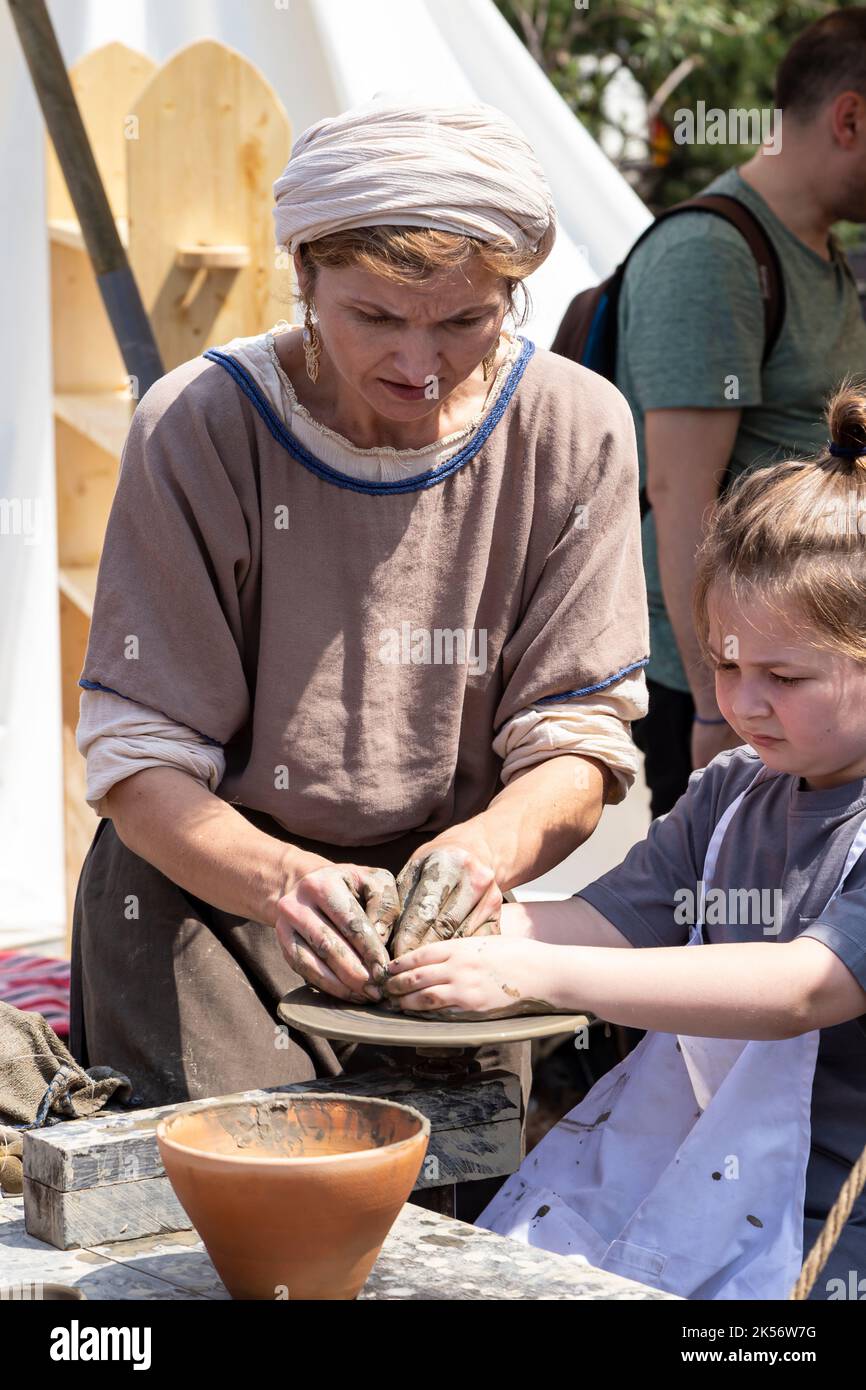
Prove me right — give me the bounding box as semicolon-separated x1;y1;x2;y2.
0;952;70;1037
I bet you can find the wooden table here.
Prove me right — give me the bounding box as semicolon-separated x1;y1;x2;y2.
0;1192;679;1300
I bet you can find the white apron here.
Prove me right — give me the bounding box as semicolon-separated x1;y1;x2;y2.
477;763;866;1300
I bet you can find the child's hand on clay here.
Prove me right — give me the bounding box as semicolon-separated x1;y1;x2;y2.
383;936;561;1020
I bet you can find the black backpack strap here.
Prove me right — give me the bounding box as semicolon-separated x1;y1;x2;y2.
559;192;786;378
632;193;786;520
678;194;785;362
643;194;786;364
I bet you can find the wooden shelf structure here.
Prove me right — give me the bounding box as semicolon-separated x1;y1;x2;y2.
47;39;290;945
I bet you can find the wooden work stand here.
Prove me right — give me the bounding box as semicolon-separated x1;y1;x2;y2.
22;1066;522;1250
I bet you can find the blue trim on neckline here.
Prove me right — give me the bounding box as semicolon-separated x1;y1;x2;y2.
201;335;536;495
533;658;651;705
79;679;223;747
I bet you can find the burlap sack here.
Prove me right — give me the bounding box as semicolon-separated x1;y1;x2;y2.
0;1000;132;1133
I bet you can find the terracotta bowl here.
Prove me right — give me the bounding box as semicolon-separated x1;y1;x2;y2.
156;1093;430;1300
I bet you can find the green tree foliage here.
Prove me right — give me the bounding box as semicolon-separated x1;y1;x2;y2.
494;0;857;209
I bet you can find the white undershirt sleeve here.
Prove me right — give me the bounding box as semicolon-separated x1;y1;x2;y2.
492;670;648;805
76;688;226;817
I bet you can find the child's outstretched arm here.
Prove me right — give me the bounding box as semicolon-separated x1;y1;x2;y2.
386;900;866;1037
497;894;637;949
531;934;866;1039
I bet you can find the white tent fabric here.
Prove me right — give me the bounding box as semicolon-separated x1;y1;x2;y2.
0;0;650;951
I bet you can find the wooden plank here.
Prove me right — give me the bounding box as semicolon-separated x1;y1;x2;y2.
23;1071;521;1250
47;215;129;252
51;243;129;393
45;44;154;396
58;594;95;945
58;566;98;619
55;417;120;569
128;39;290;368
59;720;96;954
23;1175;189;1252
54;391;133;459
175;243;250;269
46;46;154;946
45;42;157;227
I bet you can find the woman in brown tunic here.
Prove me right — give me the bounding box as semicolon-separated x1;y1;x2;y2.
69;100;650;1139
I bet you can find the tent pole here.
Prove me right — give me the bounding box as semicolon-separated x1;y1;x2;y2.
7;0;164;397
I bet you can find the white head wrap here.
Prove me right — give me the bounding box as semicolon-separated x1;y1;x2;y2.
272;99;556;261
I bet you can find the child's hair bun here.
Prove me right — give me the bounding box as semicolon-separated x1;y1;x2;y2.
826;382;866;470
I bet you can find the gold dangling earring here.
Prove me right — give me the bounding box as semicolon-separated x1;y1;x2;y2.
481;344;498;381
303;302;322;384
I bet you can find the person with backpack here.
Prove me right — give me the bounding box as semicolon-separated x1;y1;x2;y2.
553;8;866;818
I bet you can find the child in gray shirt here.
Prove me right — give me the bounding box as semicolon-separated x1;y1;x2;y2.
387;384;866;1301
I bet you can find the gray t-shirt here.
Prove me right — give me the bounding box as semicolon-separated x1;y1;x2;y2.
578;743;866;1251
615;166;866;694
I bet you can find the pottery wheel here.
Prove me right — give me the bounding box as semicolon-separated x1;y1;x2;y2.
278;986;589;1048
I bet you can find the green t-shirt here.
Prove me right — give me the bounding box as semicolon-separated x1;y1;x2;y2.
615;165;866;694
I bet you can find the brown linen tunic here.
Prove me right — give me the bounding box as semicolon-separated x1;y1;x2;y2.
69;333;649;1114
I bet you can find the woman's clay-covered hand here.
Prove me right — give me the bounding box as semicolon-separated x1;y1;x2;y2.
384;936;559;1020
274;863;401;1003
391;846;503;957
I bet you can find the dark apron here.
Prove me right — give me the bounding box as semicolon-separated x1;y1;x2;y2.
69;811;530;1124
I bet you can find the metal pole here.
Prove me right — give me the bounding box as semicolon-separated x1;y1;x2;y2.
8;0;165;397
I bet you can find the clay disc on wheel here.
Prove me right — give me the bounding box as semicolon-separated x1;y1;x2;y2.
277;986;590;1048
